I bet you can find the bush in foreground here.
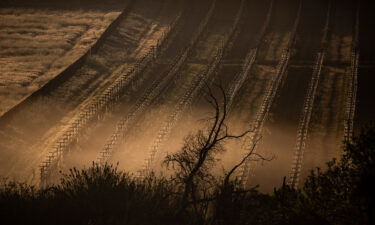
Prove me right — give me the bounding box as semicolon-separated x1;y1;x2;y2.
1;84;374;225
1;124;374;225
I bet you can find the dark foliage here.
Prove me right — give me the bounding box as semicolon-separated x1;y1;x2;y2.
1;164;184;225
1;124;374;225
1;78;375;225
1;83;374;225
303;122;375;225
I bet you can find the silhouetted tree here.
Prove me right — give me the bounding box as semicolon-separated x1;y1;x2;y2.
163;84;270;222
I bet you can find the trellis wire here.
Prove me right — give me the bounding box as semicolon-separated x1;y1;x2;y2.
40;11;183;188
288;0;332;188
96;0;218;167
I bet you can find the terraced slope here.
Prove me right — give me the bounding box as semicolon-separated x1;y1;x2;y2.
224;0;299;181
301;0;357;181
107;0;243;175
247;0;329;192
0;0;372;190
145;0;268;177
0;0;179;182
183;0;274;176
59;0;211;173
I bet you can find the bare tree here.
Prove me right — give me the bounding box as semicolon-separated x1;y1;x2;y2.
163;84;272;217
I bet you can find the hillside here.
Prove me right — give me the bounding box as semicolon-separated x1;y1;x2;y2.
0;0;373;194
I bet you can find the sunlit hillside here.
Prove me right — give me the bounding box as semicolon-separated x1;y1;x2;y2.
0;8;120;115
0;0;373;196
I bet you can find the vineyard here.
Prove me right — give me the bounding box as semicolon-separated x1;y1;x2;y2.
0;0;372;191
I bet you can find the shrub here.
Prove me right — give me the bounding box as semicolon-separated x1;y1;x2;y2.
1;124;374;225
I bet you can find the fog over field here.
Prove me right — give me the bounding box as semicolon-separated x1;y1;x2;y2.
0;0;374;193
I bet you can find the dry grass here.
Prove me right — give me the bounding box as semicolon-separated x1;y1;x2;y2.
0;8;121;116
